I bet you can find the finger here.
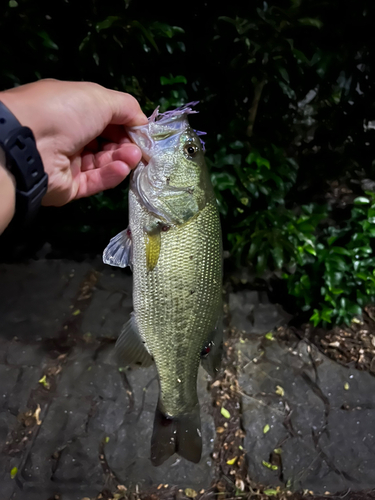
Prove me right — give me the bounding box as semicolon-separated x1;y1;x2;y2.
81;143;142;172
75;161;132;199
102;140;131;151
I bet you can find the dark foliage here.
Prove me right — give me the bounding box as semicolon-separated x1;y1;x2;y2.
1;0;375;324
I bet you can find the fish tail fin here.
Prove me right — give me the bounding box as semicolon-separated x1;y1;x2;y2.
151;403;202;466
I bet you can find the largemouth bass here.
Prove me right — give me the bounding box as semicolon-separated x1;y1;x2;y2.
103;103;223;466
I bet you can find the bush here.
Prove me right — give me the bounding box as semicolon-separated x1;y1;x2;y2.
2;0;375;325
286;194;375;326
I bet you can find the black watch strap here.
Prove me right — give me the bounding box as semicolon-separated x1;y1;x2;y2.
0;101;48;225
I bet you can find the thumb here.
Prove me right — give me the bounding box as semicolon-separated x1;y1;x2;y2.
104;89;148;128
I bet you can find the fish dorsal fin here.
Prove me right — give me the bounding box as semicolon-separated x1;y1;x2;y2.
103;227;132;269
116;314;153;368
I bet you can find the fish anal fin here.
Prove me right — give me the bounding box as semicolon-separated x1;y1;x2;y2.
151;403;202;466
103;227;132;269
115;314;153;368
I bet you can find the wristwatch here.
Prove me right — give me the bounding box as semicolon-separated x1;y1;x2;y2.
0;101;48;225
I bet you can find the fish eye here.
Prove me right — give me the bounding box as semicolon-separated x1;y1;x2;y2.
184;143;199;157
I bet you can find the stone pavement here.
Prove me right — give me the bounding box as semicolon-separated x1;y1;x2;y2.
229;290;375;495
0;260;214;500
1;261;375;499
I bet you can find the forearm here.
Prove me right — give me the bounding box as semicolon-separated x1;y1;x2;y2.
0;150;16;234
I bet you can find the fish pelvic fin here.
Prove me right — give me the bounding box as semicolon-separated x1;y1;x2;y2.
151;403;202;466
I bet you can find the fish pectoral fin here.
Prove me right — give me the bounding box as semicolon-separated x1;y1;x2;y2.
151;403;202;466
200;319;224;378
145;227;161;272
103;227;132;269
115;314;153;368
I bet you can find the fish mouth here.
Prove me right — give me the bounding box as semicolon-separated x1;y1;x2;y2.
126;102;200;157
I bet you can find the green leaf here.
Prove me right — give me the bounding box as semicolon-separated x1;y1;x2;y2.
38;31;59;50
271;245;284;269
279;81;296;99
298;17;323;28
245;150;270;169
330;247;351;256
131;20;159;53
310;309;321;327
160;74;187;85
263;424;270;434
230;141;244;150
347;303;362;316
95;16;121;32
211;172;237;190
278;67;290;84
354;197;370;205
264;490;278;496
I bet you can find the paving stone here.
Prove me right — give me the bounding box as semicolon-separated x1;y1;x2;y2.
81;266;133;340
237;335;375;494
229;290;290;334
0;365;20;411
0;260;94;341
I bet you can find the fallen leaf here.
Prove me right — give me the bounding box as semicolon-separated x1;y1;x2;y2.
264;489;278;496
33;404;42;425
216;426;225;434
263;424;270;434
265;332;274;340
72;309;81;316
10;467;17;479
38;375;50;389
220;407;231;419
344;382;349;390
275;385;284;396
262;460;278;471
184;488;198;498
235;478;245;491
273;448;282;454
226;456;237;465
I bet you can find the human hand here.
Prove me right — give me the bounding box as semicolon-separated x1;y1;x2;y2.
0;79;148;206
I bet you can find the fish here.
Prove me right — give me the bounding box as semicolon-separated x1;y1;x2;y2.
103;103;223;466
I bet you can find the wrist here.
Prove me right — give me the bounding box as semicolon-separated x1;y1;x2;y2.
0;150;16;234
0;100;48;230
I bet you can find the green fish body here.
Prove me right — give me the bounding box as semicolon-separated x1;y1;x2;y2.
103;103;222;465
